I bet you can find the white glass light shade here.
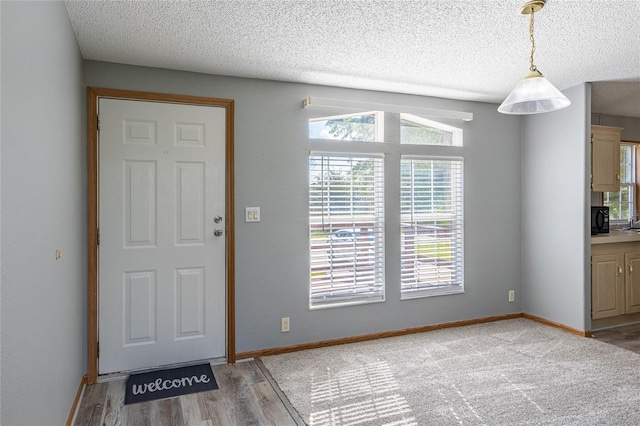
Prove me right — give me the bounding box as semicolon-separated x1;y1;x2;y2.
498;70;571;115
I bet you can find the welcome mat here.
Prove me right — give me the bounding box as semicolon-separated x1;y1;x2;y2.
124;363;218;405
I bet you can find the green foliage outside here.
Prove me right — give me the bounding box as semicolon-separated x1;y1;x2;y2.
325;115;376;141
417;241;453;261
400;119;453;145
322;112;453;145
309;157;376;217
311;114;456;261
605;144;634;222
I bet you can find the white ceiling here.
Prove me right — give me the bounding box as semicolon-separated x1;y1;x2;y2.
64;0;640;116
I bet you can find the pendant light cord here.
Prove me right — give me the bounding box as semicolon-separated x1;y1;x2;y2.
529;9;537;71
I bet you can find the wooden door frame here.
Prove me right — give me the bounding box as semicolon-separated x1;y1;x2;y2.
87;87;235;384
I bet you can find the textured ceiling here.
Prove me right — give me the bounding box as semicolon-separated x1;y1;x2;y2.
65;0;640;116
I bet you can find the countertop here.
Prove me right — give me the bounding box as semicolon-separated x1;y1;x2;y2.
591;230;640;245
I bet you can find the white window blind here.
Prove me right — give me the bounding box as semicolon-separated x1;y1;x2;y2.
309;153;385;308
604;143;636;222
400;157;464;298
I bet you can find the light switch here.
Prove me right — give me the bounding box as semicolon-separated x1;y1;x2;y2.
245;207;260;222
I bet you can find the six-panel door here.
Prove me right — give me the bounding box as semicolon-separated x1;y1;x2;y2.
98;98;226;374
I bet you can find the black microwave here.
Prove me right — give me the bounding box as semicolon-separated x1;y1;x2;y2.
591;206;609;235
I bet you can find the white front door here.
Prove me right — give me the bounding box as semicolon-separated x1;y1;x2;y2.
98;98;226;374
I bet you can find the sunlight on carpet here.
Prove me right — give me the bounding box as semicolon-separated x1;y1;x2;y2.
309;361;415;425
261;319;640;425
311;361;399;402
310;394;414;426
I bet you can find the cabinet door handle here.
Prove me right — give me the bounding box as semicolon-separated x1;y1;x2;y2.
629;263;634;274
616;173;620;182
618;264;623;276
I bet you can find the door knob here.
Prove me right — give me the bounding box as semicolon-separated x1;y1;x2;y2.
214;215;223;223
214;229;223;237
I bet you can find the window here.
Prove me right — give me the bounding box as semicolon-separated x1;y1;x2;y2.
308;108;465;308
309;154;385;308
604;144;636;222
400;157;464;297
400;114;462;146
309;111;383;142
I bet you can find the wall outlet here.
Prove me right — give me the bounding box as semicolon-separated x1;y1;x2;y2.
281;317;290;332
508;290;515;302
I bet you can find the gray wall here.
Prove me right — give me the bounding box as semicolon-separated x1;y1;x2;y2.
84;61;523;354
0;3;605;422
1;2;84;424
522;84;591;331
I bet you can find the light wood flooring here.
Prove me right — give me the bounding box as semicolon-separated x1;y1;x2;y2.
74;360;302;426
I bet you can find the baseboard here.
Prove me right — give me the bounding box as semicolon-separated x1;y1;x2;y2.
523;313;592;337
236;312;594;360
66;374;87;426
236;312;524;360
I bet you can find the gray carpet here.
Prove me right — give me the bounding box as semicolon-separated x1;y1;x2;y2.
260;318;640;425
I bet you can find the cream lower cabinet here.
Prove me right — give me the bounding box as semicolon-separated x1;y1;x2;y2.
592;252;624;319
592;243;640;319
625;251;640;314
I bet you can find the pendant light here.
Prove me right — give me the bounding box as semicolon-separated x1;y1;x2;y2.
498;0;570;115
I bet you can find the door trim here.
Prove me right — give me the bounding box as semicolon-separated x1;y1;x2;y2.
87;87;235;384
